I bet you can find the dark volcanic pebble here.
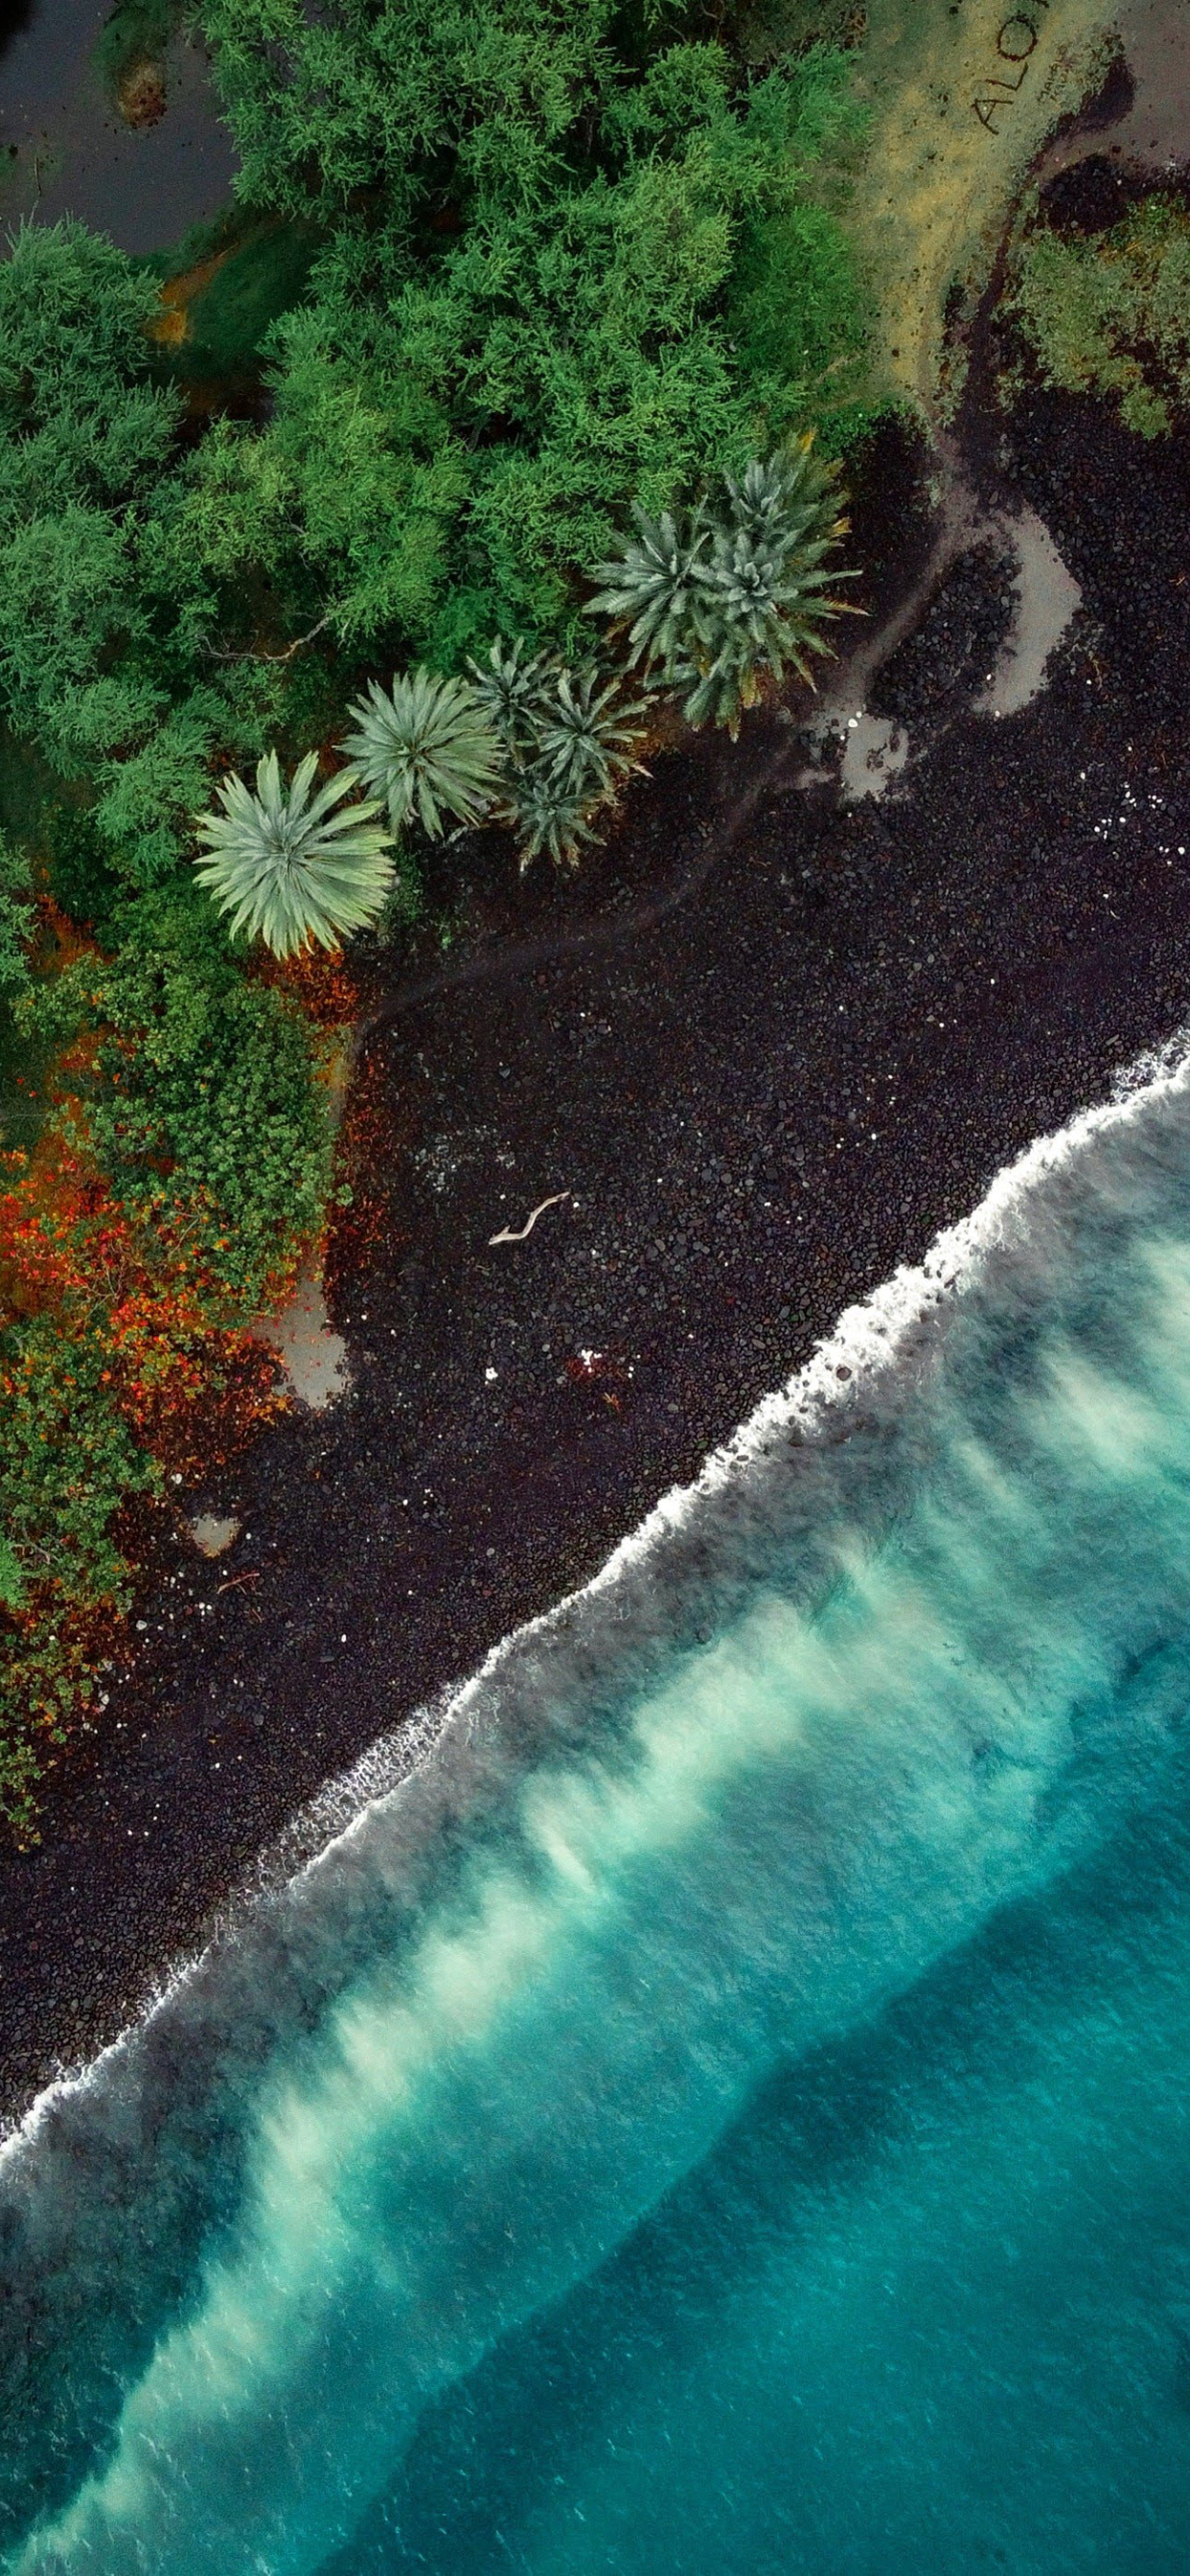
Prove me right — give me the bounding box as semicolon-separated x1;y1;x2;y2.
870;536;1018;726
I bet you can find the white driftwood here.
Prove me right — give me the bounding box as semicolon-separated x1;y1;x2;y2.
488;1191;570;1247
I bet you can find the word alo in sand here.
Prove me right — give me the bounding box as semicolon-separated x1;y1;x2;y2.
973;0;1054;131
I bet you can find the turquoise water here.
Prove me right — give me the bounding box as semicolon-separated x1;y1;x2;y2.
4;1056;1190;2572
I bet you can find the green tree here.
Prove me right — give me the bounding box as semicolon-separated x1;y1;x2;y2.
592;438;854;731
194;749;394;957
196;0;870;662
0;219;178;531
341;670;503;837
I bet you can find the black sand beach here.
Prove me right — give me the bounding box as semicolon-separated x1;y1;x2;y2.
4;364;1190;2126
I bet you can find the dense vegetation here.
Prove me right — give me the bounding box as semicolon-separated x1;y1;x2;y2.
1011;196;1190;438
0;0;874;1821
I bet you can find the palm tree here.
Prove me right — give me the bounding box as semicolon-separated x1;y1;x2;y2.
678;526;848;735
722;440;846;555
499;768;606;871
587;501;709;673
194;750;393;957
490;659;652;869
466;636;556;761
340;669;503;839
531;662;652;801
589;437;857;733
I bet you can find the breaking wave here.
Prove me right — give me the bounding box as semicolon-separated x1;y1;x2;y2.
5;1034;1190;2572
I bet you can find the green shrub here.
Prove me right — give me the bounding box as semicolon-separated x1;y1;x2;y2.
1011;196;1190;438
28;928;338;1307
487;656;652;867
0;1315;156;1832
0;834;34;1003
523;664;652;804
727;198;873;445
0;1536;24;1613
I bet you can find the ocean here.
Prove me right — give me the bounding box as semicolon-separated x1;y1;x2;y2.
3;1043;1190;2573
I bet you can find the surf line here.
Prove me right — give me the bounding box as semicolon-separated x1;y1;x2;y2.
190;1015;1190;1922
7;1019;1190;2174
973;0;1051;133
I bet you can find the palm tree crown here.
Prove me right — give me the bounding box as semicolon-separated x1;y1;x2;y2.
340;669;503;839
194;750;393;958
499;768;606;871
489;657;652;868
531;662;652;800
588;436;856;733
466;636;556;761
587;502;709;672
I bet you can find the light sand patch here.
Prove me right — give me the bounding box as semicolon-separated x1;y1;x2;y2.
1039;0;1190;180
978;503;1082;717
190;1513;241;1559
117;62;167;131
844;0;1118;412
1102;0;1190;167
260;1263;351;1414
839;711;913;800
254;1035;354;1412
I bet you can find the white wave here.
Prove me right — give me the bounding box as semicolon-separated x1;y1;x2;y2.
269;1020;1190;1873
4;1020;1190;2178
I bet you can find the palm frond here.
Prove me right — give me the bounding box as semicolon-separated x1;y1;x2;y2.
340;669;504;838
529;662;652;802
194;749;393;958
587;502;709;672
466;636;556;762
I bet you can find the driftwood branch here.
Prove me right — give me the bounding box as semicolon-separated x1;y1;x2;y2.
488;1191;570;1247
204;611;334;666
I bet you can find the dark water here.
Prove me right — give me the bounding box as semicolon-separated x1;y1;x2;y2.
3;1046;1190;2572
0;0;234;252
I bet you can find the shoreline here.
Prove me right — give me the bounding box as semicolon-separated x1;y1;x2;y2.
4;381;1190;2123
11;1007;1190;2180
251;1008;1190;1917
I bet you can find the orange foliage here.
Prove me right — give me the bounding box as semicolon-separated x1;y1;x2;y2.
149;242;236;349
3;895;293;1466
256;938;361;1028
35;895;96;973
324;1032;395;1295
0;1121;282;1476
